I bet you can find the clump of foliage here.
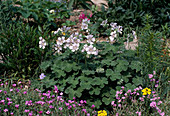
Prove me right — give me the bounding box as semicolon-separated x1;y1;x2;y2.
0;21;54;79
90;0;169;35
40;30;144;109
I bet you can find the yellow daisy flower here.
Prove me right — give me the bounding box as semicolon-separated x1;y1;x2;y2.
142;88;151;95
98;110;107;116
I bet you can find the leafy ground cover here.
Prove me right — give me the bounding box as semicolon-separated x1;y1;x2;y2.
0;0;169;115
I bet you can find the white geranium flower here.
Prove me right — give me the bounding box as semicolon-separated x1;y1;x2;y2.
49;10;54;13
109;31;117;42
117;26;123;34
132;30;137;40
101;19;108;26
39;39;47;49
110;22;117;30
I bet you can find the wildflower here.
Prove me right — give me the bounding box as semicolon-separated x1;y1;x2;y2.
25;109;30;113
101;19;108;26
11;112;14;115
91;104;95;109
148;74;153;79
38;111;43;114
15;104;19;109
155;84;159;88
142;88;151;95
49;10;55;14
150;101;157;108
59;107;63;111
39;73;46;79
109;31;117;42
98;110;107;116
12;84;16;87
39;38;47;49
159;112;165;116
4;109;8;112
132;30;137;40
46;110;50;114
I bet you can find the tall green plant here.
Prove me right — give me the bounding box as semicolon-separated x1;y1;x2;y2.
137;14;169;86
0;21;54;79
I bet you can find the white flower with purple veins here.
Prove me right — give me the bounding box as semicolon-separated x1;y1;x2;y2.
40;73;46;79
86;35;95;44
110;22;117;30
57;37;65;45
83;44;98;55
109;31;117;42
39;38;47;49
54;44;62;53
81;23;88;30
69;43;80;52
132;30;137;40
117;26;123;34
101;19;108;26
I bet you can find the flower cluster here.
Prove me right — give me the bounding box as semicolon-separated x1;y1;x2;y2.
109;23;122;42
79;12;92;22
111;71;166;116
39;37;47;49
0;79;97;115
81;18;90;32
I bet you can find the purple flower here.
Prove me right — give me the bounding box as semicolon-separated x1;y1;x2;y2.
23;91;27;94
39;73;46;79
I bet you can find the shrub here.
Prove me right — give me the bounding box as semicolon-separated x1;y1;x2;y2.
40;28;144;109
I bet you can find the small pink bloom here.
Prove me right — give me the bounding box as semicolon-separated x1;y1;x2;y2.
59;107;63;111
150;101;157;108
15;104;19;109
153;71;156;75
159;112;165;116
155;84;158;88
148;74;153;79
46;110;50;114
38;111;43;114
25;109;30;112
12;84;16;87
91;104;95;109
4;109;8;112
116;113;119;116
23;91;27;94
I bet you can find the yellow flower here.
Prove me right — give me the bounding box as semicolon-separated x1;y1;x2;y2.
62;32;66;35
142;88;151;95
12;17;16;21
98;110;107;116
51;31;54;33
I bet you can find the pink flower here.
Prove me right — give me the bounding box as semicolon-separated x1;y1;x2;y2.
28;112;33;116
159;112;165;116
82;109;87;113
111;101;115;105
155;84;158;88
23;91;27;94
153;71;156;75
87;113;90;116
12;84;16;87
49;105;54;109
46;110;50;114
116;113;119;116
38;111;43;114
91;104;95;109
60;92;63;95
59;107;63;111
4;109;8;112
150;101;157;108
25;109;30;113
15;104;19;109
148;74;153;79
11;112;14;115
80;100;84;104
157;101;162;105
